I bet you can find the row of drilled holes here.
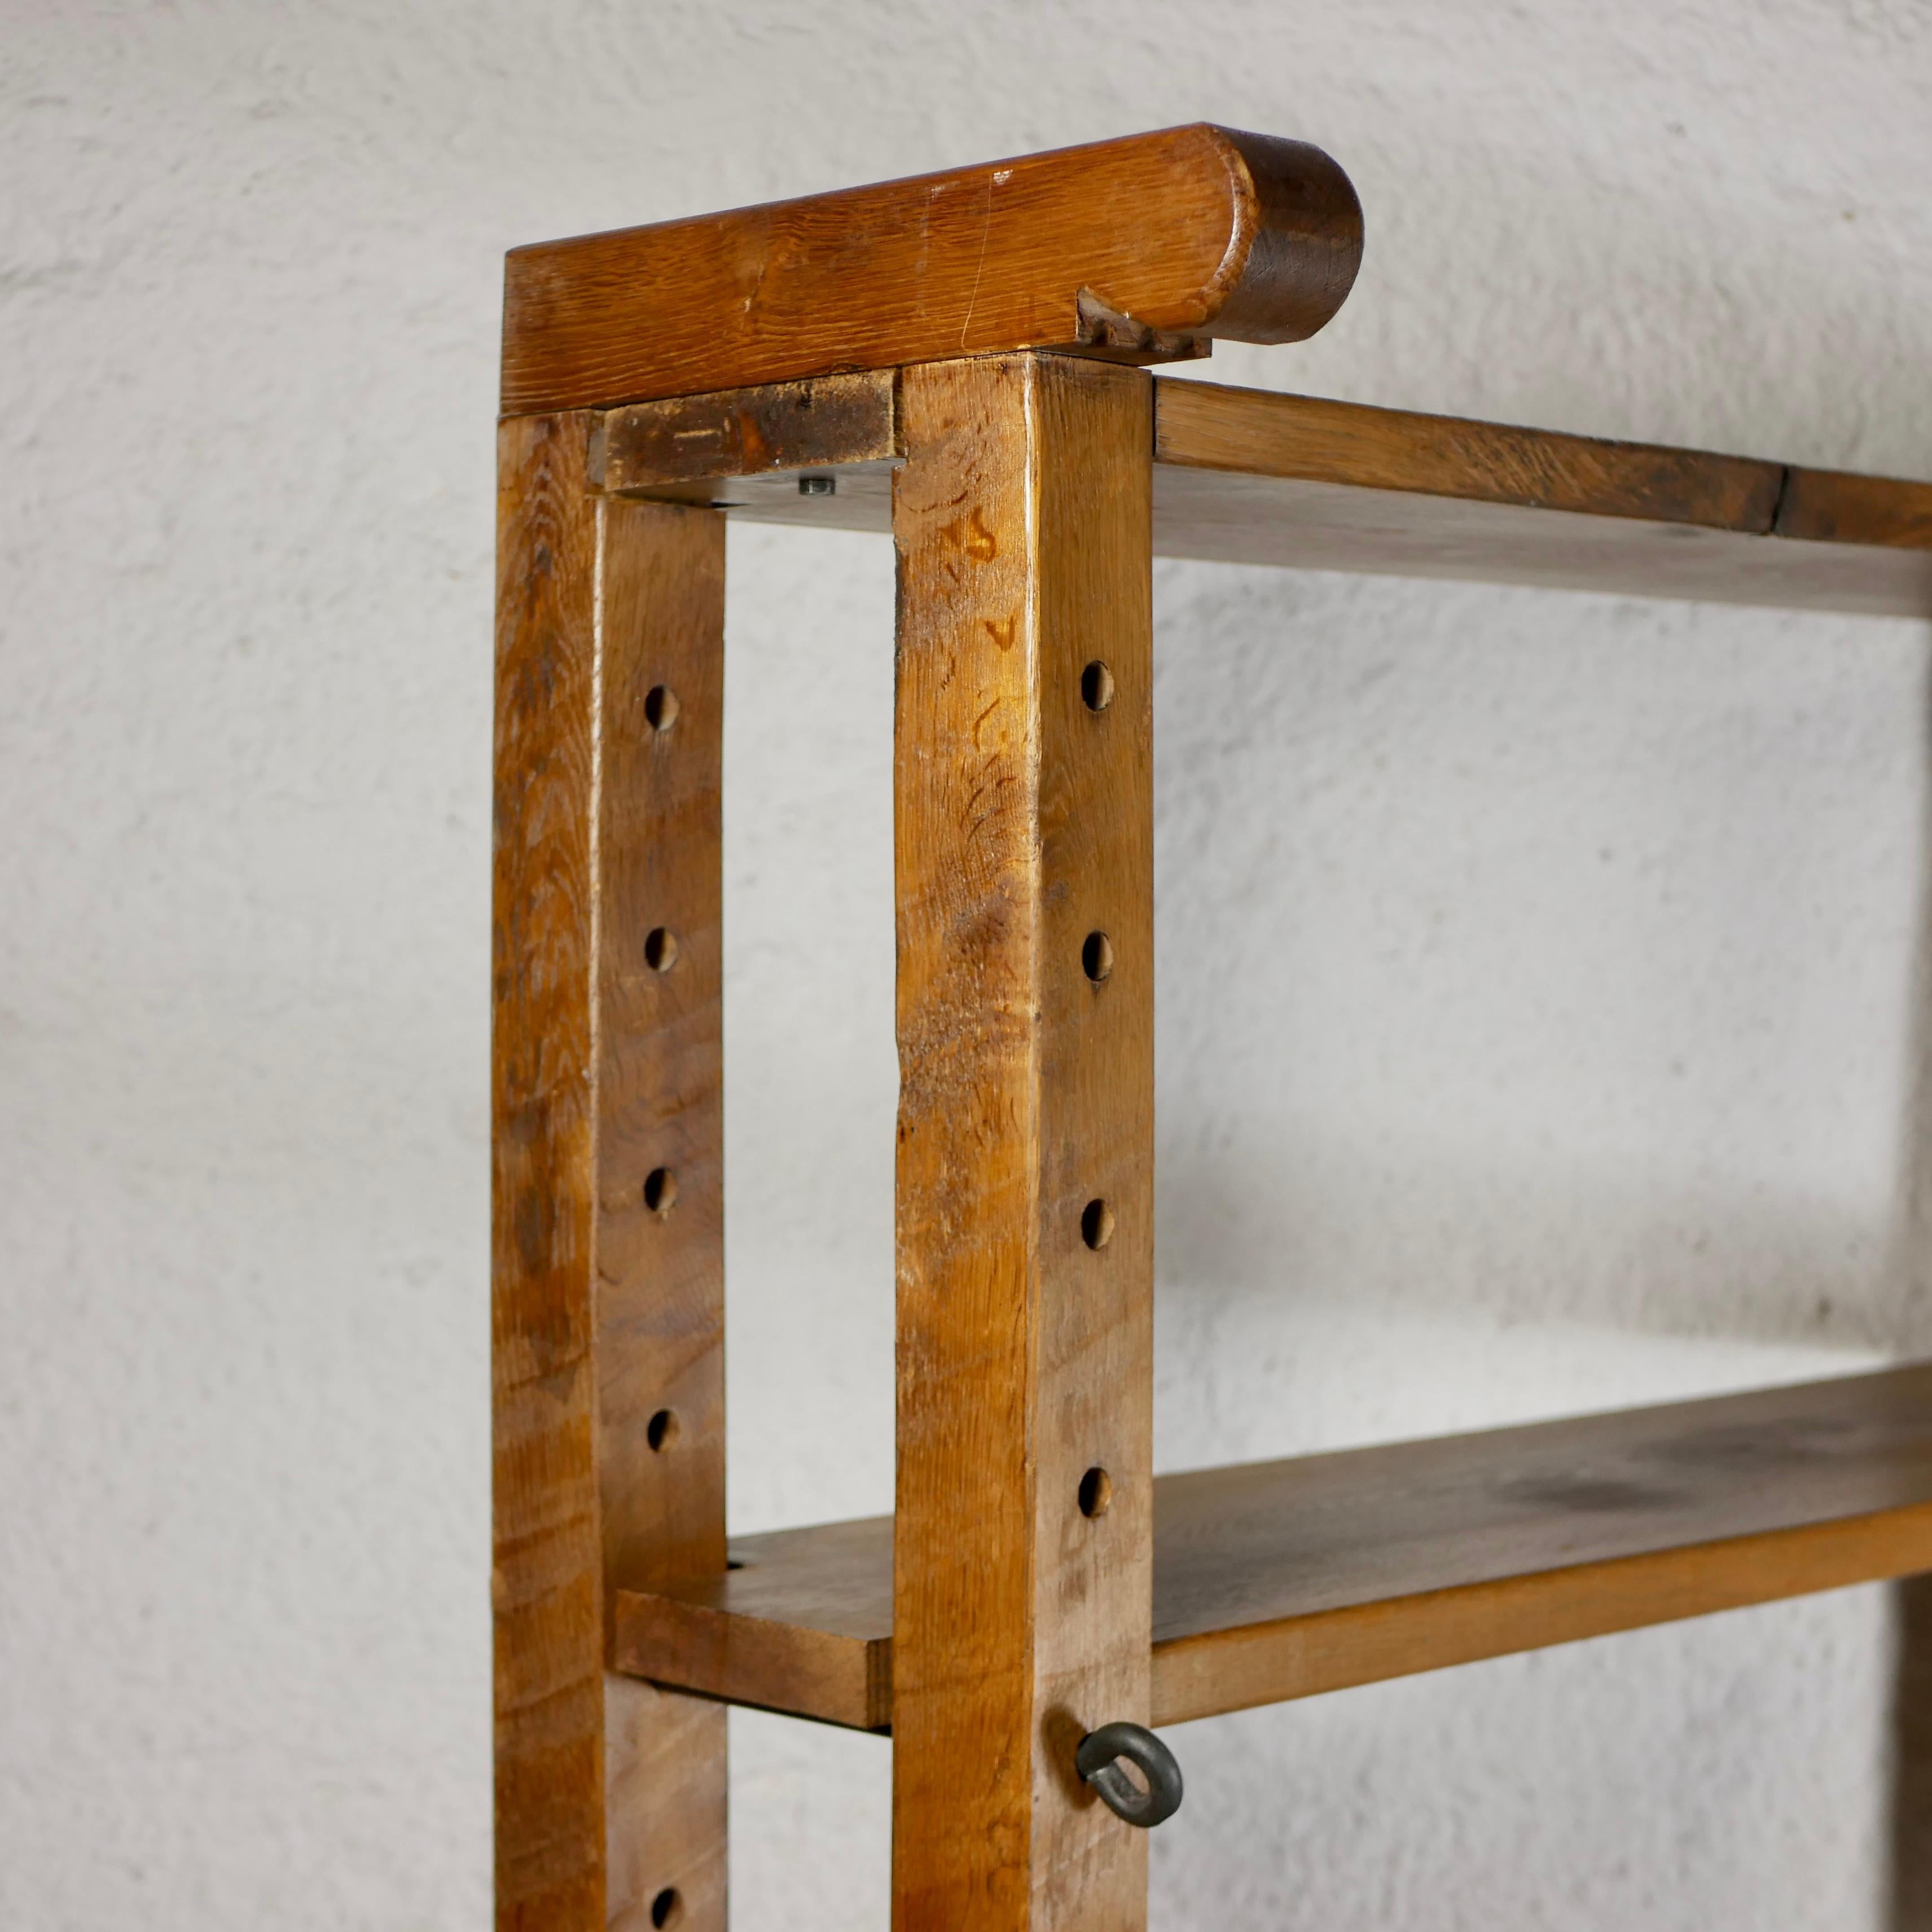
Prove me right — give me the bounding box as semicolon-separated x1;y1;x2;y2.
639;684;689;1932
642;683;684;1470
633;664;1118;1508
1076;655;1116;1522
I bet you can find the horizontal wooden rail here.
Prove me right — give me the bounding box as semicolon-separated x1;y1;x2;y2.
503;126;1363;414
612;1362;1932;1731
594;374;1932;616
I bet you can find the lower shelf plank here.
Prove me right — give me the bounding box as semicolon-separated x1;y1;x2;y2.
611;1362;1932;1732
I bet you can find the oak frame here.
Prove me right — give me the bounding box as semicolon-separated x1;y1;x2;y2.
494;353;1166;1931
493;419;728;1932
493;122;1932;1932
493;122;1359;1932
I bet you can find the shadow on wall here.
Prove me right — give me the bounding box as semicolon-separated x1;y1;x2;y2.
1893;1575;1932;1929
1157;1129;1911;1351
1143;558;1932;1920
1886;671;1932;1931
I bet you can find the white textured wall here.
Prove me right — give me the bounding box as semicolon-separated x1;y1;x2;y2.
5;3;1931;1927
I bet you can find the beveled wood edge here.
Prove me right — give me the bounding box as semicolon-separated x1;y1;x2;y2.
1149;1498;1932;1724
611;1588;892;1733
502;125;1363;415
608;1497;1932;1736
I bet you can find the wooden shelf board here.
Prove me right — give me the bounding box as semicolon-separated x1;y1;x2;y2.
612;1363;1932;1732
608;376;1932;617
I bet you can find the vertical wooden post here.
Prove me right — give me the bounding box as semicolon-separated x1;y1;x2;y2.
891;354;1157;1930
494;411;728;1932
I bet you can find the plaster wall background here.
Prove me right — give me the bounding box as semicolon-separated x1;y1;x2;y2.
3;3;1931;1926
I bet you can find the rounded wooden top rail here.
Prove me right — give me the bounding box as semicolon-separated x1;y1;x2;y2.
500;124;1364;415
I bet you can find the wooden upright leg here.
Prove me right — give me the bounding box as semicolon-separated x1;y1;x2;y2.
891;354;1157;1930
494;411;728;1931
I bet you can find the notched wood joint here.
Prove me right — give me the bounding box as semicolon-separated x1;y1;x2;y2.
1073;288;1211;365
598;370;901;497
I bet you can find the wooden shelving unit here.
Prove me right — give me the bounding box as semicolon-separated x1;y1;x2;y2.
491;125;1932;1932
614;1364;1932;1733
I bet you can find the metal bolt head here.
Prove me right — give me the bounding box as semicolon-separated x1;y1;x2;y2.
798;475;836;497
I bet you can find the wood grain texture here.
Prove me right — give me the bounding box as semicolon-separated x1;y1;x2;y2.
597;497;728;1932
614;1516;894;1733
1148;379;1931;614
1152;386;1931;615
502;125;1362;414
1778;464;1932;549
494;413;727;1932
611;1362;1932;1731
613;376;1932;614
1147;1362;1932;1720
495;409;607;1932
892;354;1154;1930
1154;379;1786;526
599;371;899;497
1148;465;1932;614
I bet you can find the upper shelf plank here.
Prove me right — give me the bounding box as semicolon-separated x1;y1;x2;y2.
1151;381;1932;616
1779;465;1932;550
599;374;1932;617
612;1363;1932;1732
502;126;1363;415
1153;379;1786;528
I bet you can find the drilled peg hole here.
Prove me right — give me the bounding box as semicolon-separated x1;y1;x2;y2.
650;1888;683;1930
1079;1466;1113;1518
1081;1198;1115;1251
644;927;679;972
1082;930;1114;985
1081;660;1115;713
646;1410;679;1453
644;684;679;732
643;1167;677;1215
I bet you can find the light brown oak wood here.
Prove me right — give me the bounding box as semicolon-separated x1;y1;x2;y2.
612;1362;1932;1732
619;374;1932;616
614;1516;895;1734
494;414;727;1932
1777;463;1932;550
1153;378;1788;525
497;128;1932;1929
502;126;1363;414
890;354;1156;1930
1149;381;1932;613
